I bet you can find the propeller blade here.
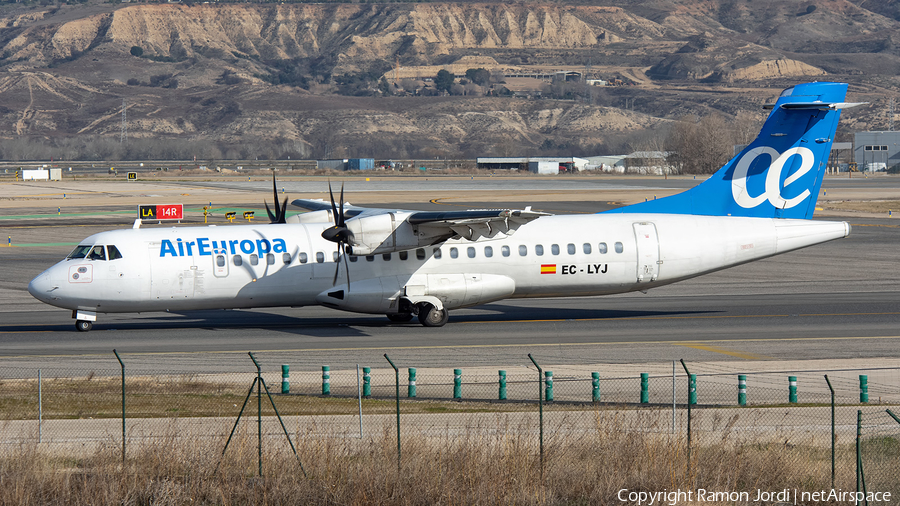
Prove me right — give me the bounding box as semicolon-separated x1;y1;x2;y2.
328;181;339;225
338;183;345;227
332;244;341;285
266;173;287;224
342;245;351;289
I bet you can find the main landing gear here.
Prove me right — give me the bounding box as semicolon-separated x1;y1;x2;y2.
386;301;449;327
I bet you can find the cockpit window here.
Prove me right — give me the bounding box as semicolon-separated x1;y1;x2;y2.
67;245;92;260
107;245;123;260
88;246;106;261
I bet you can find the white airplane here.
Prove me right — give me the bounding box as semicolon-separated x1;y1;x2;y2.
29;82;860;332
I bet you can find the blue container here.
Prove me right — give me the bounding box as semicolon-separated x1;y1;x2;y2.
348;158;375;171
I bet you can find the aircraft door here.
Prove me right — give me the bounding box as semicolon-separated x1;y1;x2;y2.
633;222;660;283
213;252;229;278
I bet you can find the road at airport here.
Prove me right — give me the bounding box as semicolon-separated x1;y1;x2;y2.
2;177;899;373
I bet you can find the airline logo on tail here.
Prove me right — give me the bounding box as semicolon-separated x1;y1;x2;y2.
731;146;816;210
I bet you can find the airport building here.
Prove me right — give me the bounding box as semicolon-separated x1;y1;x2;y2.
853;131;900;171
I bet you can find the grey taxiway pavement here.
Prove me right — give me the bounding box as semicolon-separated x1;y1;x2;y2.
2;177;899;373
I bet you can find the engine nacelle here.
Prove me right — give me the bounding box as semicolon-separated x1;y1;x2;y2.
345;212;422;256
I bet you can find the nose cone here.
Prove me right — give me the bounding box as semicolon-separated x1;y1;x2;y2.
28;271;53;302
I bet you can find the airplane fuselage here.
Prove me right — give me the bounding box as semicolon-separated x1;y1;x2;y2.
28;214;850;316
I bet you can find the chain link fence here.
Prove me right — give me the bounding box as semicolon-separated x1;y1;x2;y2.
1;354;898;495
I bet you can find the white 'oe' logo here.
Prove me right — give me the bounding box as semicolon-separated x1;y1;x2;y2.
731;146;815;209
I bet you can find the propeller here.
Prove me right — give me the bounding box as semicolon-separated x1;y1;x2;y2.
321;182;354;286
265;173;288;224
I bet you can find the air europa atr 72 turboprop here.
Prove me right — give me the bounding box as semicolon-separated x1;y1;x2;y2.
29;82;860;331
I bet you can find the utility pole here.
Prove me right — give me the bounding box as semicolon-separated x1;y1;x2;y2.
120;99;127;143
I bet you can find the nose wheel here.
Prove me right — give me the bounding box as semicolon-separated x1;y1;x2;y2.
75;320;93;332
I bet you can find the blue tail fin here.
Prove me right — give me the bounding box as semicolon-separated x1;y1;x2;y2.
609;82;850;219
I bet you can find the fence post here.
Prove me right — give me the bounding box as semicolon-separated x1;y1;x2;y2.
363;367;371;397
789;376;798;404
680;360;692;465
281;365;290;394
738;375;747;406
527;354;544;478
859;375;868;403
384;354;401;471
38;369;42;444
544;371;553;401
825;375;835;489
592;372;600;403
689;374;697;405
640;373;649;403
408;368;417;398
453;369;462;400
322;366;331;395
113;349;125;465
357;364;363;439
499;370;507;400
251;353;262;477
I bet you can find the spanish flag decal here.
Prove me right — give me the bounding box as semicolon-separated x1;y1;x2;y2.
540;264;556;274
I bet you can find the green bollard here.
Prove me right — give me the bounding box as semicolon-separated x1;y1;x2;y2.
738;374;747;406
860;375;868;403
544;371;553;401
689;374;697;405
281;365;290;394
789;376;798;403
362;367;371;397
592;372;600;402
453;369;462;400
640;373;649;403
322;366;331;395
499;370;507;400
408;368;416;398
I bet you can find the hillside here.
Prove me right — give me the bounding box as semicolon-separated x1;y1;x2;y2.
0;0;898;160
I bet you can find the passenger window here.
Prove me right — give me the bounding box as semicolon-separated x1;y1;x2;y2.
333;251;339;262
383;253;391;261
282;253;291;264
615;242;624;253
484;246;493;258
233;255;243;266
598;242;608;254
267;253;275;265
416;248;426;260
250;254;259;266
501;245;510;257
567;243;576;255
467;247;475;258
518;245;527;256
433;248;442;259
366;255;375;262
399;251;408;261
67;245;92;259
107;245;123;260
316;252;325;263
216;255;226;267
88;246;106;261
535;245;544;256
450;247;459;259
299;253;308;264
551;244;560;255
583;243;592;254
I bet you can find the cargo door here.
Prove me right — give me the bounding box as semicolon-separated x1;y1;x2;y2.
633;222;660;283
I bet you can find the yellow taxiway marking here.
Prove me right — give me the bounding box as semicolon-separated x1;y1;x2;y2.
671;343;771;360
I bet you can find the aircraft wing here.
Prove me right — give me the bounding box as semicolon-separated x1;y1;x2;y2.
291;198;550;254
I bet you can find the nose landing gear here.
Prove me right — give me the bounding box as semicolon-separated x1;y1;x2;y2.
73;310;97;332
